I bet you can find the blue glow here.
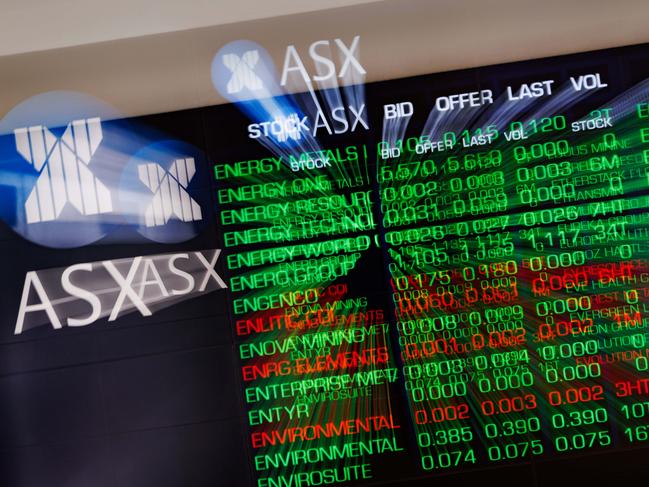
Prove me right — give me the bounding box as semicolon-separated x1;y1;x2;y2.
0;91;127;248
0;91;208;248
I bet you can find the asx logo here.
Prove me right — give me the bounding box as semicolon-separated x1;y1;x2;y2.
137;158;203;227
280;35;366;88
0;94;207;248
15;249;227;335
222;49;264;94
247;104;368;140
14;118;112;224
14;118;204;231
14;117;204;230
212;37;369;145
213;36;366;98
0;92;207;247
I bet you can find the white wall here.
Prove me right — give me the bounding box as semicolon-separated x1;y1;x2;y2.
0;0;377;56
1;0;649;118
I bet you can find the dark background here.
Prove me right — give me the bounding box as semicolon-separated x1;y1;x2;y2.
2;42;649;486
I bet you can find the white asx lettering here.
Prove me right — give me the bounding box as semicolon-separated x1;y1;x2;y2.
14;249;227;334
280;36;366;88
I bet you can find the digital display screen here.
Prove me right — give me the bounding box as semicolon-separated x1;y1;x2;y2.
3;41;649;487
215;41;649;486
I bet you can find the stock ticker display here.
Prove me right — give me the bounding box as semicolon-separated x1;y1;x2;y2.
4;41;649;487
211;42;649;487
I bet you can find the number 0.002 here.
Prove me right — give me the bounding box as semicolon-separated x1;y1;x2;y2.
415;404;469;423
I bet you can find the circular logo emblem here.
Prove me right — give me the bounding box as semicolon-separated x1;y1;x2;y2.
0;91;126;248
118;140;208;244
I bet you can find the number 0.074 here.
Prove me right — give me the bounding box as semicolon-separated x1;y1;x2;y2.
421;449;476;470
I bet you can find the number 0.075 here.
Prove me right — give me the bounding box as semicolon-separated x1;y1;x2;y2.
555;431;611;451
487;440;543;461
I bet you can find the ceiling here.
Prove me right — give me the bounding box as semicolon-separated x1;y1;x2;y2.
0;0;378;56
1;0;649;119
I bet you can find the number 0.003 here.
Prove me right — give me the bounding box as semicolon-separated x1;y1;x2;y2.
481;394;537;415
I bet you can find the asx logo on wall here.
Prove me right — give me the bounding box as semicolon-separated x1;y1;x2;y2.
0;91;208;248
210;37;369;148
